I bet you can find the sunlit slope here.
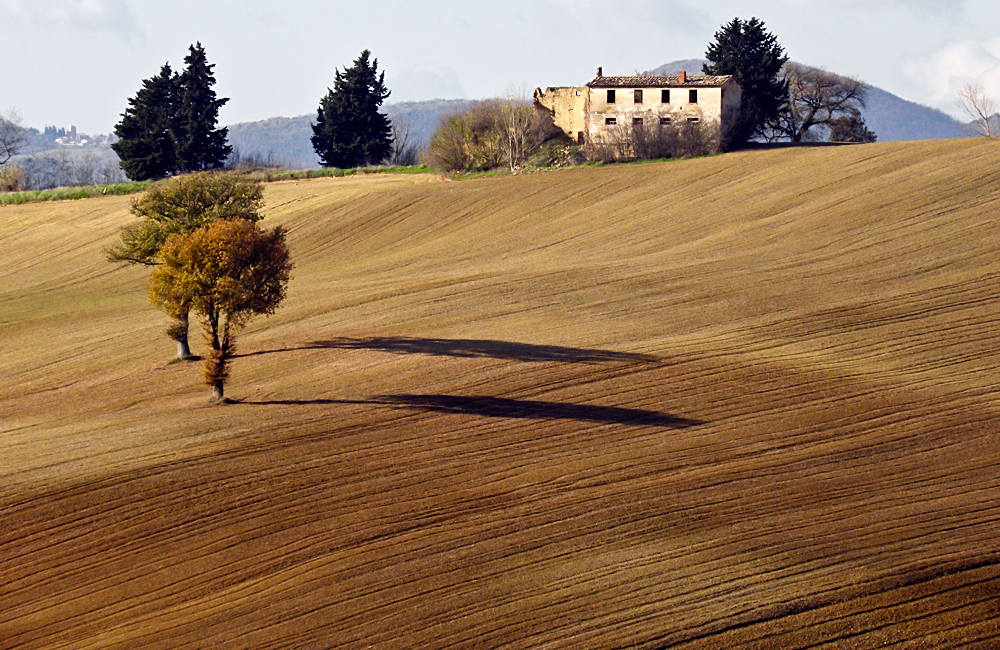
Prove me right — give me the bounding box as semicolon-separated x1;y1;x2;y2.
2;140;999;649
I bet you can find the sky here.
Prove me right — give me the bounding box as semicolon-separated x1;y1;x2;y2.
2;0;999;134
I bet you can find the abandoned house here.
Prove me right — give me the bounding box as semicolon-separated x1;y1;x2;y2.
534;68;741;154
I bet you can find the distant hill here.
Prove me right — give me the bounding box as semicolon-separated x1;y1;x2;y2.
646;59;965;142
226;99;476;170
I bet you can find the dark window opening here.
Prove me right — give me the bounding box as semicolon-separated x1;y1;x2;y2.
607;89;616;103
659;116;671;125
661;89;670;103
687;116;700;124
605;117;617;125
633;117;644;126
634;89;643;103
689;89;698;104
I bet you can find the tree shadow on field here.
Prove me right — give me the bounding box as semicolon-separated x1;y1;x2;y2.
269;394;702;429
382;394;702;428
242;336;661;365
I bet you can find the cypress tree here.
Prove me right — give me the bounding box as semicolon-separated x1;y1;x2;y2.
111;64;179;181
112;44;231;181
176;43;232;172
311;50;393;169
703;17;788;148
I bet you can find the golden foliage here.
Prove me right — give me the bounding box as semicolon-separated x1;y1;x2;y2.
149;218;292;395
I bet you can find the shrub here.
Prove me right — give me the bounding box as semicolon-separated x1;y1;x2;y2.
592;119;721;163
0;165;23;192
426;98;554;172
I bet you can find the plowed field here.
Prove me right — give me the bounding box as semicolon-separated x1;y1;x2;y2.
2;140;999;648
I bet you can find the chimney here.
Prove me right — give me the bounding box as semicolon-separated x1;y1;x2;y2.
597;66;603;77
678;70;687;84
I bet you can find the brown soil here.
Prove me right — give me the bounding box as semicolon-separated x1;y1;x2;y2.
2;140;999;648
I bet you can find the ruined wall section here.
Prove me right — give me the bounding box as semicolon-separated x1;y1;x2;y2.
533;87;588;144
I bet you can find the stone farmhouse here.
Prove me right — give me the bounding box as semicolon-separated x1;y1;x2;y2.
534;68;741;154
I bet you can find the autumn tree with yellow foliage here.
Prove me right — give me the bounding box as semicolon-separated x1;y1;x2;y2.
149;218;292;401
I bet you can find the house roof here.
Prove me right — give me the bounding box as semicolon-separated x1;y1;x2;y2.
586;74;734;88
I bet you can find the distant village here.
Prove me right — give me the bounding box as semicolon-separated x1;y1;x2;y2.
38;124;111;148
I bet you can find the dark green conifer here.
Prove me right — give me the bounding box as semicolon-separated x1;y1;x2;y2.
112;44;230;180
111;64;179;181
311;50;393;169
176;43;232;172
703;17;788;148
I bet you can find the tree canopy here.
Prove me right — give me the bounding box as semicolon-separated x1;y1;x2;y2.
149;219;292;401
770;63;874;143
112;43;231;181
311;50;393;169
106;172;265;359
703;17;788;147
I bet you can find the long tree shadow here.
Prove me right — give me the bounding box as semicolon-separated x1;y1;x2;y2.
370;394;703;429
241;336;661;365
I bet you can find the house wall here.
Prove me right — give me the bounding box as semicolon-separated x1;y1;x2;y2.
719;78;742;130
587;84;727;144
533;87;588;144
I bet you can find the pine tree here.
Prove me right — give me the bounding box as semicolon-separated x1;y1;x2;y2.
703;17;788;148
111;64;179;181
176;43;232;171
311;50;393;169
112;44;230;181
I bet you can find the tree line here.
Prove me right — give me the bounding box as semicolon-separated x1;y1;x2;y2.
107;46;398;182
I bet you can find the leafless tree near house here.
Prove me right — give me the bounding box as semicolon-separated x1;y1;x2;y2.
390;114;420;166
956;80;999;137
0;109;28;166
767;63;870;142
499;97;535;172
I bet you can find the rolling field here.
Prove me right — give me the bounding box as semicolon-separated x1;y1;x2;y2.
1;139;999;648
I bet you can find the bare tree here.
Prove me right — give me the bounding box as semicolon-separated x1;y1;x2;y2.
390;114;419;166
499;97;534;172
957;80;999;137
0;109;28;166
768;63;871;142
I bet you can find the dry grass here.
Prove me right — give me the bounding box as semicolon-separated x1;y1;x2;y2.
2;140;999;648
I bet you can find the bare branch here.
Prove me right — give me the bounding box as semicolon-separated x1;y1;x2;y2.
0;109;28;166
956;80;998;137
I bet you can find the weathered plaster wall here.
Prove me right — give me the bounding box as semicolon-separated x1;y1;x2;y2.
534;87;588;144
587;85;726;143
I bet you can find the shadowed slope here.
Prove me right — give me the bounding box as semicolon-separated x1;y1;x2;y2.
2;140;1000;648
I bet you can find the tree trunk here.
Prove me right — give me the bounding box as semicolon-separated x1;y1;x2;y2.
170;306;192;360
211;380;224;402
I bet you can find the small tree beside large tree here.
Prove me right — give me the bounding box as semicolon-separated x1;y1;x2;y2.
112;43;231;181
311;50;393;168
149;219;292;402
703;17;788;148
106;173;265;359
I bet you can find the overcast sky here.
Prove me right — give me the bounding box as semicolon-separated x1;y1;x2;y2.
2;0;999;134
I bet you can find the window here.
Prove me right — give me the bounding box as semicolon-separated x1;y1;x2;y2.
607;89;616;103
605;117;617;126
661;89;670;103
687;116;700;124
633;117;644;126
689;89;698;104
634;89;643;104
659;116;671;125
